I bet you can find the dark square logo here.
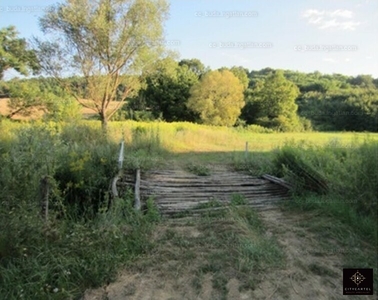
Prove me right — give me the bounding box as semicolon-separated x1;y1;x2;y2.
343;268;373;295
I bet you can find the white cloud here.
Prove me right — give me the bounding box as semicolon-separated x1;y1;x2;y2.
302;9;360;30
329;9;353;18
318;20;361;30
345;58;351;62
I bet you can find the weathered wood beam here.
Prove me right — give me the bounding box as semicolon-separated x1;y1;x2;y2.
261;174;293;190
134;168;141;210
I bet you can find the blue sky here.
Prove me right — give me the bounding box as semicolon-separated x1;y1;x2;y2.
1;0;377;79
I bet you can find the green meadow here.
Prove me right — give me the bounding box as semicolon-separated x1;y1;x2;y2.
0;119;377;298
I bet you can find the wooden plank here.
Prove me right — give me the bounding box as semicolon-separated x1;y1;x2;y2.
157;198;288;209
116;169;291;217
154;195;290;204
160;202;285;215
262;174;293;190
142;189;288;198
140;183;285;190
137;178;269;186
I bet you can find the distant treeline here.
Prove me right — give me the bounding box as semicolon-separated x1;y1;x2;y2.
1;65;377;132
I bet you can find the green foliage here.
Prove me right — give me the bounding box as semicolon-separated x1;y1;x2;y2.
178;58;208;77
0;78;81;122
233;151;275;176
195;199;222;209
45;97;82;123
0;122;161;299
187;69;245;126
123;125;166;170
253;70;300;130
240;87;261;125
56;125;118;216
142;58;199;122
348;75;375;89
244;124;274;133
37;0;170;131
0;191;158;299
244;68;378;132
5;80;53;119
274;140;378;217
297;89;378;132
273;144;329;194
0;123;62;205
186;162;211;176
230;194;247;206
0;26;40;79
130;126;163;154
219;66;249;90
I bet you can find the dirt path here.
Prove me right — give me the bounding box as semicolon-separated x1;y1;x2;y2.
83;217;255;300
252;209;342;299
83;164;376;300
85;209;376;300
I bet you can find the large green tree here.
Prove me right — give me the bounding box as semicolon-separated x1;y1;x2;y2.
141;58;199;121
37;0;170;132
0;26;40;80
187;70;245;126
249;70;300;130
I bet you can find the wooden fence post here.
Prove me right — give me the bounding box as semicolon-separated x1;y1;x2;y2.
245;141;249;160
40;176;50;222
134;168;141;210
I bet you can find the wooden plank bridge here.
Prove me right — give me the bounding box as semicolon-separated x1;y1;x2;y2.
116;169;291;217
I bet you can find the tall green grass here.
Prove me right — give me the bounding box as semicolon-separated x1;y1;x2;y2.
0;120;163;299
274;139;377;216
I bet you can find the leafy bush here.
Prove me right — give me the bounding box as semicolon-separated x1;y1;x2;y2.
245;124;274;133
0;121;161;298
45;97;82;123
0;122;63;206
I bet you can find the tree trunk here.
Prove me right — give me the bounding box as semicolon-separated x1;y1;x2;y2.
100;112;108;136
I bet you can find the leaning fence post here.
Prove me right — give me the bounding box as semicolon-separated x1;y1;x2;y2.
111;140;125;199
118;141;124;169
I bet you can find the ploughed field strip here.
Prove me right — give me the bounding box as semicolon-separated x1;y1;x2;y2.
117;169;291;216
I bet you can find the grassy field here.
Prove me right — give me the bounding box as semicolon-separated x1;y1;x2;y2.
2;119;377;150
103;120;378;153
0;119;377;299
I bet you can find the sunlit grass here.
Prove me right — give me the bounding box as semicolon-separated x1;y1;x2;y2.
2;119;376;153
104;120;378;153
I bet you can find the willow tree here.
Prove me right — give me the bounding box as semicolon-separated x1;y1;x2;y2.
187;70;245;126
37;0;170;132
